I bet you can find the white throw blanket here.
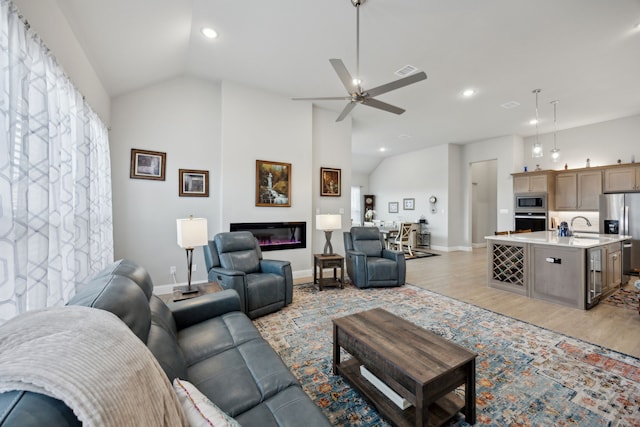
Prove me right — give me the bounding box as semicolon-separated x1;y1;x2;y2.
0;306;188;427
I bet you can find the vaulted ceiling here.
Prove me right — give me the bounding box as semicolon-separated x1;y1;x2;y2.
55;0;640;172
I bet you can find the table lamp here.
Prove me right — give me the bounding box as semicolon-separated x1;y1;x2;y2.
176;216;208;294
316;214;342;255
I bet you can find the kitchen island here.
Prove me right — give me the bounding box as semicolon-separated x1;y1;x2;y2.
485;231;630;309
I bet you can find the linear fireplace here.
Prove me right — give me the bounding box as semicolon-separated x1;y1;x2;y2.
230;222;306;251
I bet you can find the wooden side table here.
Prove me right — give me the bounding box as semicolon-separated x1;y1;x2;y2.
171;281;223;302
313;254;344;290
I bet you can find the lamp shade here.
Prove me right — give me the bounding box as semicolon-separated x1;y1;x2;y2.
316;214;342;231
177;217;208;248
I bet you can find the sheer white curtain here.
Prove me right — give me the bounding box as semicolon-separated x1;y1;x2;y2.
0;0;114;322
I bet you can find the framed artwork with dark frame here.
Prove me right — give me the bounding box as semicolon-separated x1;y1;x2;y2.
256;160;291;207
320;167;341;197
130;148;166;180
388;201;399;213
179;169;209;197
403;198;415;210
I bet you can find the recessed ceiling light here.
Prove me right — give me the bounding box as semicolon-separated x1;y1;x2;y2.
379;147;387;152
529;119;538;125
398;134;412;139
462;88;475;97
201;27;218;39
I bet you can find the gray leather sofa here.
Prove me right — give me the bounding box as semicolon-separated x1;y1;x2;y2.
204;231;293;319
0;259;330;427
343;226;406;288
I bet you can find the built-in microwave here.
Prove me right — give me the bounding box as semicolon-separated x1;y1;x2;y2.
514;193;547;212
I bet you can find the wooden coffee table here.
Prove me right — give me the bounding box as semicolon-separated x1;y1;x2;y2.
332;308;477;427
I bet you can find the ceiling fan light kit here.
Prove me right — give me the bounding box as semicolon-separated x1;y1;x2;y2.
292;0;427;122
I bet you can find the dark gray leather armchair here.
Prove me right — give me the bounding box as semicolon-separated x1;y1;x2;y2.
343;226;406;288
203;231;293;319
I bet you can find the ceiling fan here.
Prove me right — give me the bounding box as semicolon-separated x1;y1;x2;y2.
293;0;427;122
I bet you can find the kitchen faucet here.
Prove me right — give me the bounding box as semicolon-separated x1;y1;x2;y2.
570;216;592;233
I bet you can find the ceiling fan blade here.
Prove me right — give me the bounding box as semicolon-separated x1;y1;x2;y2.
336;102;357;122
292;96;351;101
329;59;356;94
361;98;405;115
365;71;427;98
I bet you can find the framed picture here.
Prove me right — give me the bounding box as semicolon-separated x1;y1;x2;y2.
388;201;399;213
179;169;209;197
320;167;341;197
130;148;166;180
403;198;415;210
256;160;291;207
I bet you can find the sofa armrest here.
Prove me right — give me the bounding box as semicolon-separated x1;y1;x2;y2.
168;289;241;330
207;267;248;313
260;260;294;305
382;249;406;285
344;250;367;287
382;248;403;262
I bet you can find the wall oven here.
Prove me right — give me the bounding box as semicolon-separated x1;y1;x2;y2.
514;212;547;232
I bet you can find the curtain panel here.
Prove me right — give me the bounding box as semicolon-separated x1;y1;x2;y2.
0;0;114;322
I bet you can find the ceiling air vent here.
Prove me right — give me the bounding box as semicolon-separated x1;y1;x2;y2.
500;101;520;109
395;64;418;77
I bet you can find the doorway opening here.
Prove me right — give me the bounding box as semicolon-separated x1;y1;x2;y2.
471;160;498;247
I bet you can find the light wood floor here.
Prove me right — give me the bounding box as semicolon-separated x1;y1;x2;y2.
301;248;640;357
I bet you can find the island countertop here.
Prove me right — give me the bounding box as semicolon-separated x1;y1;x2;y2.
485;231;631;248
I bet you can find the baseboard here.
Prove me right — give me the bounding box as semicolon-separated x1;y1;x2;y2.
472;242;487;248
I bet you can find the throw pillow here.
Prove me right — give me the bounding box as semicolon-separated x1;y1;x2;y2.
173;378;241;427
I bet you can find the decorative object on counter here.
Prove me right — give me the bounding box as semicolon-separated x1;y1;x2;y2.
617;159;622;164
524;166;528;172
535;164;541;171
531;89;543;158
558;221;570;237
564;163;568;170
586;158;591;167
632;155;636;163
550;100;560;162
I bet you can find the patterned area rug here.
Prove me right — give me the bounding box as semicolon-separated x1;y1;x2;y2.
602;288;639;311
254;283;640;427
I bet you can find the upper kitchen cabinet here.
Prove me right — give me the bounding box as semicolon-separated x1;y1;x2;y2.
555;170;602;211
603;164;640;192
512;171;554;194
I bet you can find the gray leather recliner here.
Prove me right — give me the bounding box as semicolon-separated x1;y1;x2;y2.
203;231;293;319
343;226;406;288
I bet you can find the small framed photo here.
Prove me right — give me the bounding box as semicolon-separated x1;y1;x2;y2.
256;160;291;207
388;202;399;213
403;198;415;210
320;167;341;197
179;169;209;197
130;148;166;180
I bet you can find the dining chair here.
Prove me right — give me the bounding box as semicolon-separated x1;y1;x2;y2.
393;222;415;256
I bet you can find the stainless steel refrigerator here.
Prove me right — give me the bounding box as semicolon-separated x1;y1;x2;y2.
599;193;640;277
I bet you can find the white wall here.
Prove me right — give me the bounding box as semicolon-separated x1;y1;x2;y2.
460;135;523;249
110;77;221;286
312;107;352;256
369;144;450;249
219;81;313;275
522;114;640;171
14;0;111;124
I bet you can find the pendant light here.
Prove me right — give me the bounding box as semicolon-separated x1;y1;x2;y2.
531;89;543;158
550;100;560;162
